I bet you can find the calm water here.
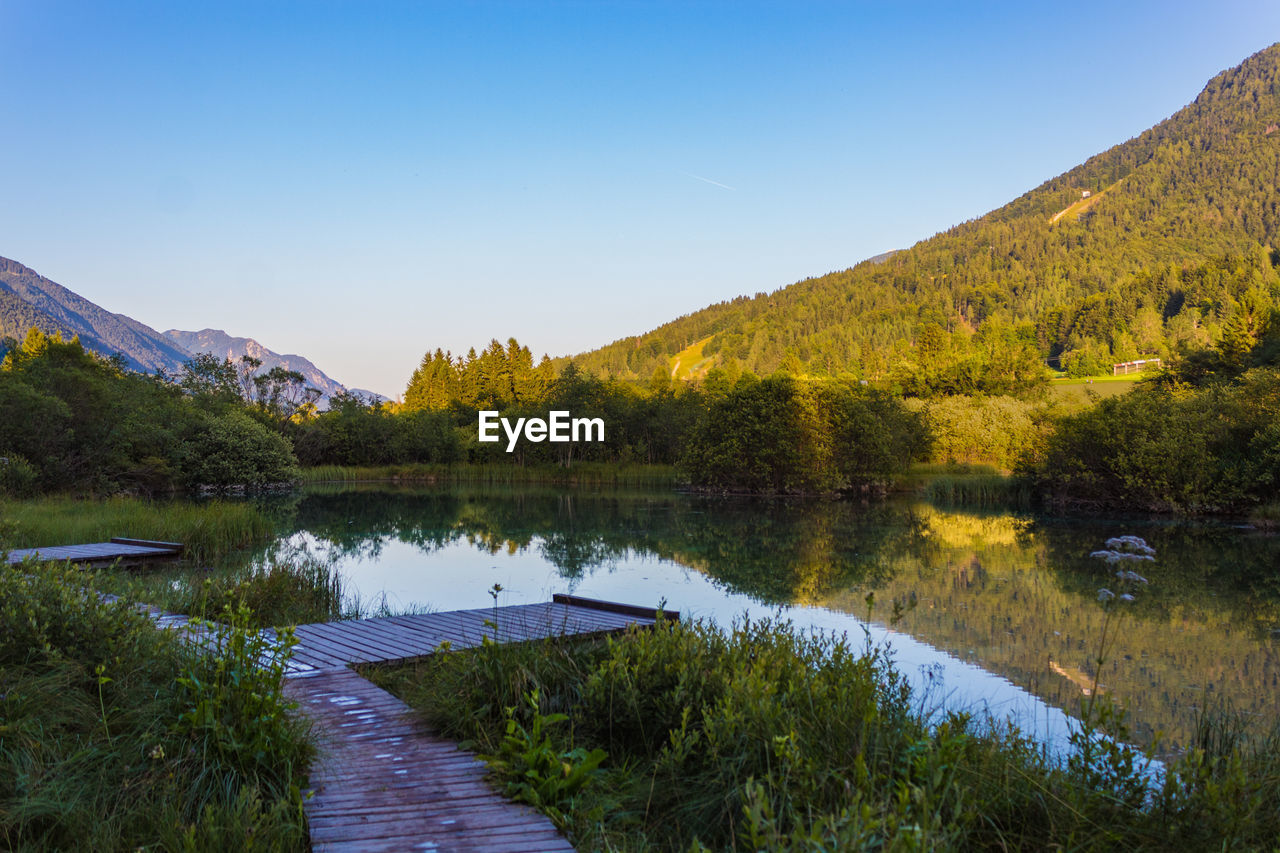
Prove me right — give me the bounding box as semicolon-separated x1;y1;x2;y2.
239;484;1280;753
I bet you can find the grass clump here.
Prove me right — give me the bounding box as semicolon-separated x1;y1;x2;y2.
923;472;1034;510
371;616;1280;852
1248;501;1280;528
298;462;679;488
0;559;311;850
95;547;353;630
0;496;275;563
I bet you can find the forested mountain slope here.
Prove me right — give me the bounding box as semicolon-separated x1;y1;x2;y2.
0;289;72;344
572;44;1280;380
0;256;194;372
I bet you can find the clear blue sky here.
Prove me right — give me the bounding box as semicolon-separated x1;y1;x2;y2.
2;1;1278;396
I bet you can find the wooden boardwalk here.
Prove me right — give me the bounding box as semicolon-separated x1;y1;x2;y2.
288;667;574;852
283;594;671;852
7;537;183;566
284;594;658;675
105;582;669;851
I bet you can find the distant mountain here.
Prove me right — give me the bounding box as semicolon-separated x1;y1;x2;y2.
0;255;386;403
348;388;392;403
571;44;1280;380
164;328;387;404
0;256;195;372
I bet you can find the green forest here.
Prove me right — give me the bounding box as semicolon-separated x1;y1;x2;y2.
4;315;1279;513
569;47;1280;383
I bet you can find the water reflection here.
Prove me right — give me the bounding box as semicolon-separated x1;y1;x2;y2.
247;485;1280;751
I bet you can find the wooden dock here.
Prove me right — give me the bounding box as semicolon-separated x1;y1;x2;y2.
289;667;575;852
25;538;673;848
6;537;184;567
280;594;672;851
119;587;671;851
284;594;663;675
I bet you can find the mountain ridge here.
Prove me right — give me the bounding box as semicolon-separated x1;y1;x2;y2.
164;328;388;403
0;255;387;401
0;256;195;372
569;43;1280;381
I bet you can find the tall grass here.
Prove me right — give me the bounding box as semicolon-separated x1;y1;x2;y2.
0;496;275;563
92;545;374;629
298;462;679;488
93;542;427;628
1248;502;1280;528
0;560;311;849
370;617;1280;851
924;473;1035;510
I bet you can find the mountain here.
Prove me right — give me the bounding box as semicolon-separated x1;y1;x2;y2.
0;256;195;372
0;256;387;402
164;328;386;404
571;44;1280;380
348;387;392;403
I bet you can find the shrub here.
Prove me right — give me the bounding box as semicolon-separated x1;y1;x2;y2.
681;376;927;493
916;395;1048;470
0;454;38;496
181;412;299;489
1037;368;1280;511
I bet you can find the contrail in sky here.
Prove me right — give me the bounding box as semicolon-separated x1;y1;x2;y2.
682;172;736;191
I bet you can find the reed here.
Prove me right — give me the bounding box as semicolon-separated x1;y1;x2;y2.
298;462;680;488
1247;502;1280;529
924;473;1035;510
0;496;275;562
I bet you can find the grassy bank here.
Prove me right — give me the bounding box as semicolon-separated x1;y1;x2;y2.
898;463;1036;510
0;496;276;563
298;462;680;488
896;461;1007;487
370;618;1280;852
923;472;1035;510
1248;502;1280;529
0;561;311;849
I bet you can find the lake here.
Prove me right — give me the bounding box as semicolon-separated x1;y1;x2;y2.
237;483;1279;755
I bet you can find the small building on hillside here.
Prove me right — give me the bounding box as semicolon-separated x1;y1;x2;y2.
1112;358;1161;376
1081;190;1092;199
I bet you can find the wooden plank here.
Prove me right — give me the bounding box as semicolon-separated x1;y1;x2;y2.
287;667;573;852
374;611;480;646
552;592;674;620
290;632;361;664
294;624;387;663
6;540;182;565
323;619;452;662
552;602;642;631
325;618;455;659
109;537;184;554
360;615;465;650
301;621;420;661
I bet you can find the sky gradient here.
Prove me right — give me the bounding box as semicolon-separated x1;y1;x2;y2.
3;1;1279;396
